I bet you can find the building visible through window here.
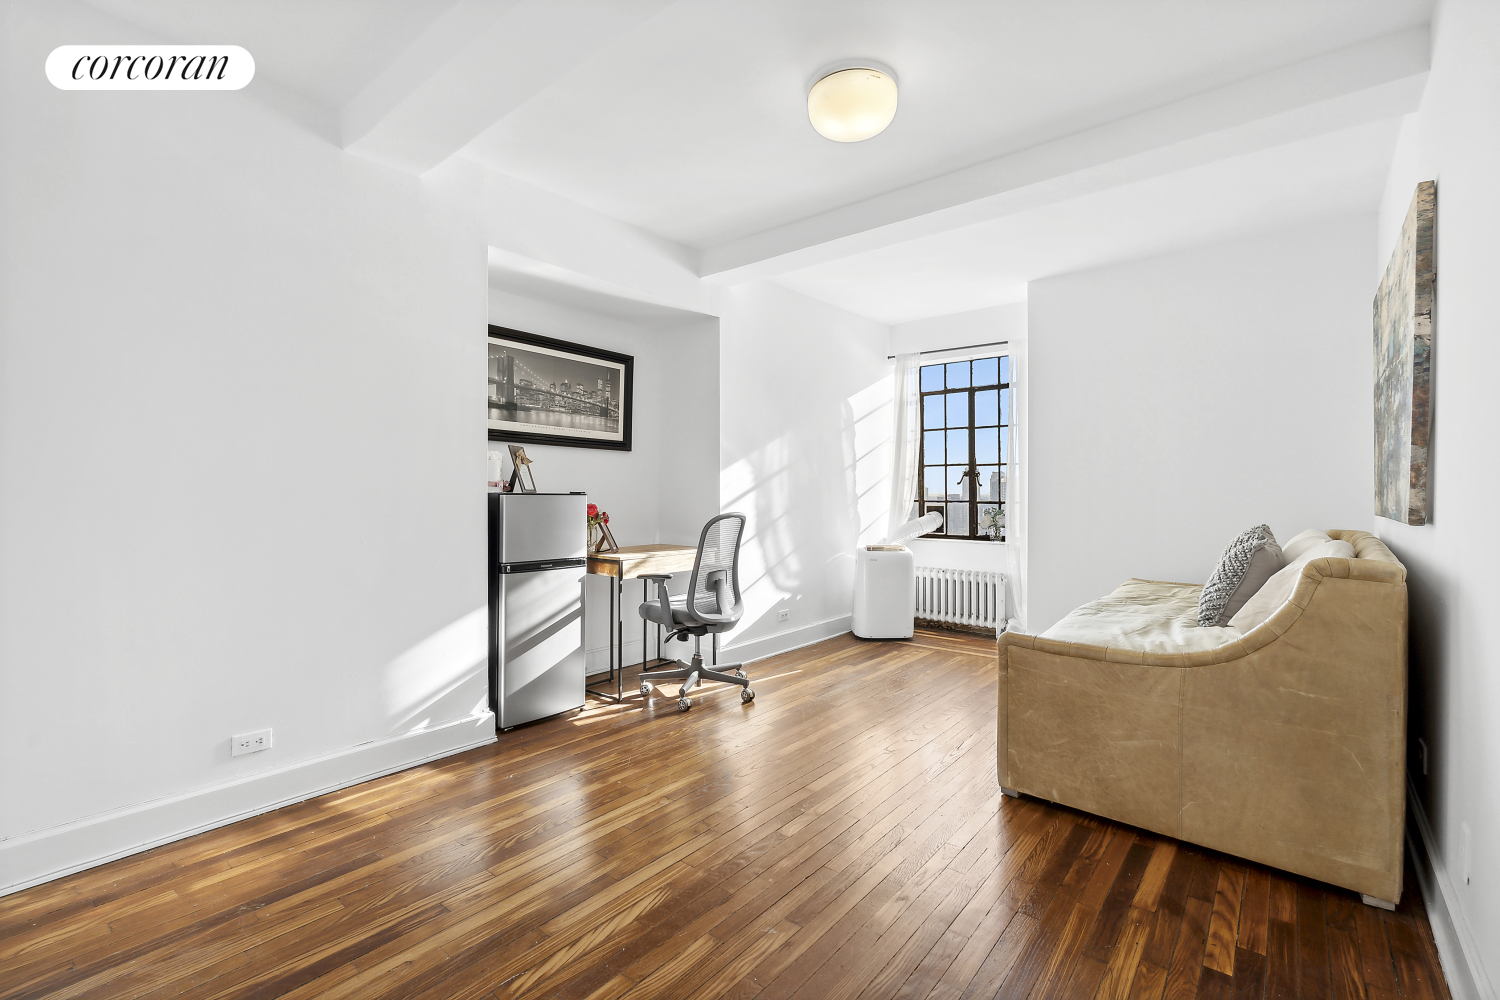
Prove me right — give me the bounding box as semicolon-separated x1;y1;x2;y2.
915;355;1008;540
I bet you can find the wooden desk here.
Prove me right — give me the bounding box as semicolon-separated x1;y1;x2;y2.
587;544;696;579
586;544;696;702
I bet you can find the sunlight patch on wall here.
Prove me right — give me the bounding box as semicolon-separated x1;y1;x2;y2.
721;439;799;634
382;606;488;732
846;375;893;546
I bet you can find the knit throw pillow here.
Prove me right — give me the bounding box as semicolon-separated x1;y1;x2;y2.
1199;525;1283;627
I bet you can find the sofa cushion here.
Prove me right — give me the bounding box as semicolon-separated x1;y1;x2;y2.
1282;528;1333;561
1198;525;1284;627
1229;538;1357;632
1041;579;1241;653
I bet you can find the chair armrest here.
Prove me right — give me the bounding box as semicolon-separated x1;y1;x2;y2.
694;601;744;625
639;573;673;605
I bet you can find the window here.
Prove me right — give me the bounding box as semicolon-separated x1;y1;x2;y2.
915;355;1009;540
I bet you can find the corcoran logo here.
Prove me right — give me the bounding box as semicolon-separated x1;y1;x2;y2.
46;45;254;90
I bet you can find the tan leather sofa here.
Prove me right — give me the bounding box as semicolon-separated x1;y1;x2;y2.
997;530;1407;906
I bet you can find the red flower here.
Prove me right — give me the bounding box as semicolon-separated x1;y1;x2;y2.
587;503;598;518
602;513;609;524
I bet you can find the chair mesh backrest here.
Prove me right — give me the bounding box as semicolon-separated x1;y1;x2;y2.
689;513;746;619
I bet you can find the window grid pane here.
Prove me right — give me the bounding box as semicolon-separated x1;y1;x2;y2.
944;392;967;428
924;430;945;465
913;355;1009;541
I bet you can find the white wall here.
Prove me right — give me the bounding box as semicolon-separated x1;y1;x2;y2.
0;0;492;892
717;282;891;660
1375;2;1500;995
0;0;902;899
486;288;719;673
888;301;1026;357
1026;215;1375;634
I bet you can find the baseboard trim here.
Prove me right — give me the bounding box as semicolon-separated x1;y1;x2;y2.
0;712;497;898
720;614;852;665
1406;773;1494;1000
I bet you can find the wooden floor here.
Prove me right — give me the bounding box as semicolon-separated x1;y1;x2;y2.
0;630;1452;1000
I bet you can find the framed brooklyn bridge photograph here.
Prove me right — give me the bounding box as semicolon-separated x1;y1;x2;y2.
487;326;633;451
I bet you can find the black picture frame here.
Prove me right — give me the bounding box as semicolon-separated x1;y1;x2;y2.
487;325;634;451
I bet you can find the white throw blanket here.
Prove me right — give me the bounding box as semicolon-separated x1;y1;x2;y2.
1040;579;1243;654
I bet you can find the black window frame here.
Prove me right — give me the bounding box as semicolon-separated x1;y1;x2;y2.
915;355;1009;541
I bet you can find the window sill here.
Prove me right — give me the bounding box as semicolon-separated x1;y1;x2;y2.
918;536;1006;544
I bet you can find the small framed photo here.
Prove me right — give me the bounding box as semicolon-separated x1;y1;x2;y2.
488;326;633;451
507;445;536;494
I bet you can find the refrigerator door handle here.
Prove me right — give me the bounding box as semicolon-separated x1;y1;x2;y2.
499;557;588;575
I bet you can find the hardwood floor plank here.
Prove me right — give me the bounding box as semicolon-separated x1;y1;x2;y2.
1161;896;1212;1000
921;869;1032;999
1238;869;1269;957
1229;946;1266;1000
0;630;1452;1000
1325;893;1363;1000
1127;960;1168;1000
1385;911;1441;1000
1187;854;1222;906
1294;883;1330;1000
1264;917;1296;1000
1353;899;1399;996
1017;900;1099;1000
951;909;1037;1000
885;808;1049;1000
1081;839;1155;962
1196;967;1233;1000
1062;954;1108;1000
993;826;1110;999
1132;842;1179;914
1268;875;1295;925
1139;845;1199;972
1094;906;1151;1000
1201;866;1244;976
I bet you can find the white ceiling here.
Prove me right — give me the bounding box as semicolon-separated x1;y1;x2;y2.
773;118;1403;324
84;0;1433;326
460;0;1430;248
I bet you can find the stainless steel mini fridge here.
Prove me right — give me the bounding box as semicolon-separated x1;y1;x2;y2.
487;492;587;730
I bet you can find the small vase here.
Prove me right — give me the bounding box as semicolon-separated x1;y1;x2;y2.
588;523;602;552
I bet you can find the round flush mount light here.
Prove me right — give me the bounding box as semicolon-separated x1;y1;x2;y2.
807;62;898;142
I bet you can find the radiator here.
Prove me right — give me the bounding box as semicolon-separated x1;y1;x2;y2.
914;567;1005;630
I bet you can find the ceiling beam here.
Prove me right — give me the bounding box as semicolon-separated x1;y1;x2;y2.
484;170;715;317
700;26;1430;283
342;0;676;175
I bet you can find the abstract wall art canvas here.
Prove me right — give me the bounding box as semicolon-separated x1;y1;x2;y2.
1373;180;1435;525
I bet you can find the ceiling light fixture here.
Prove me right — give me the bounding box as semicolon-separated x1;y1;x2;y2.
807;62;898;142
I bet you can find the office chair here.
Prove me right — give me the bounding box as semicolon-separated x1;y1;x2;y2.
638;512;753;712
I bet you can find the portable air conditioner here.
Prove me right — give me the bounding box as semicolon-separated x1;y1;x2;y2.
852;512;942;639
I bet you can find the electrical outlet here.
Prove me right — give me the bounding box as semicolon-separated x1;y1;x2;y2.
232;728;272;757
1418;737;1429;776
776;609;790;623
1462;822;1472;885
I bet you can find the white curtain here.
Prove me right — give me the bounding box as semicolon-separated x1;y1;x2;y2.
1004;344;1026;631
887;352;922;540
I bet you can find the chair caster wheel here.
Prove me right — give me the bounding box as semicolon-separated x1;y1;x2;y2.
678;697;692;712
735;669;746;679
741;688;755;703
640;681;653;696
